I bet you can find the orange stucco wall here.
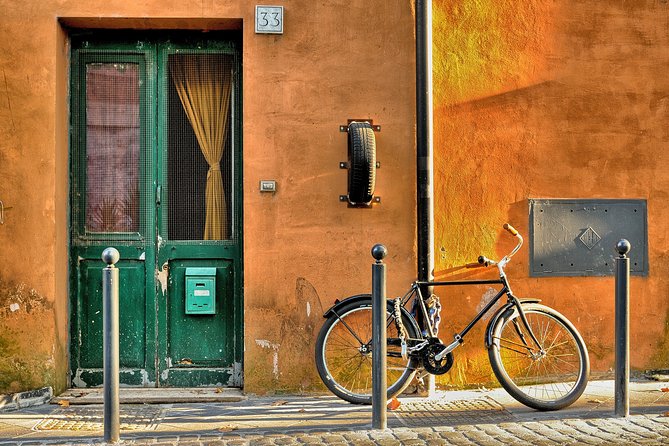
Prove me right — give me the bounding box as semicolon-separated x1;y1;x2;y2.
0;1;417;394
0;0;667;396
240;3;417;393
433;0;669;387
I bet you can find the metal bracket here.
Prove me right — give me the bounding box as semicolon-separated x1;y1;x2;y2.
340;195;381;208
340;161;381;169
339;119;381;133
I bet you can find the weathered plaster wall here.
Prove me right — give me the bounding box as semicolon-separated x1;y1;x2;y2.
433;0;669;387
241;1;417;393
0;0;417;394
0;1;70;394
3;0;665;396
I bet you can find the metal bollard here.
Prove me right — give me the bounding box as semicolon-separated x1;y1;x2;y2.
371;244;388;429
102;247;120;443
615;239;631;418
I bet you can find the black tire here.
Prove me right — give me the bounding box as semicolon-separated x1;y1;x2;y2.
488;303;590;411
347;121;376;204
315;298;419;404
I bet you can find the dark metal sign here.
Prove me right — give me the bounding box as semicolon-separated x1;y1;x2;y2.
529;199;648;277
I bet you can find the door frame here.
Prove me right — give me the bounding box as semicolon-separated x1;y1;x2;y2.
68;31;244;388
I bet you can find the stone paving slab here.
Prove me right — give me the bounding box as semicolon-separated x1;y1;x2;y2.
54;389;245;405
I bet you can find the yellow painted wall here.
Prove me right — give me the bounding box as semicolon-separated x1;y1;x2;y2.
433;0;669;387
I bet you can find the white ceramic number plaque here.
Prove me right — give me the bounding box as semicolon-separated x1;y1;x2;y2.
255;5;284;34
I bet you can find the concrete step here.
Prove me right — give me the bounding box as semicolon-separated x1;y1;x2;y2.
52;387;245;405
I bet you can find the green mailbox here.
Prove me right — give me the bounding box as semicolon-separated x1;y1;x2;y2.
185;267;217;315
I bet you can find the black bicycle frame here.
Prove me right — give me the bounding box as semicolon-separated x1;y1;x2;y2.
406;275;543;352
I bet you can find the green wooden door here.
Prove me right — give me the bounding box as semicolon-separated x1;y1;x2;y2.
69;34;243;388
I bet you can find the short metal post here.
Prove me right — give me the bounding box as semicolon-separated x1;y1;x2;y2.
102;247;120;443
615;239;631;418
371;244;388;429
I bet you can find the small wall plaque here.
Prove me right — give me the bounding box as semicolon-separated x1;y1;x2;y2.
529;199;648;277
255;6;284;34
259;180;277;193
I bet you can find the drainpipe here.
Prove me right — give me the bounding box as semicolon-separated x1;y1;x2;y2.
416;0;434;294
416;0;435;395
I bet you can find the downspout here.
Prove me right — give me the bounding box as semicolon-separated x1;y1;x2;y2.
415;0;435;395
416;0;434;292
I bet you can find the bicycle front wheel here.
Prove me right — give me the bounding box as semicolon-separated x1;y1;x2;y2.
488;303;589;410
315;299;419;404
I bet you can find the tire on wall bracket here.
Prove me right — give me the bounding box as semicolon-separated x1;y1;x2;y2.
347;121;376;205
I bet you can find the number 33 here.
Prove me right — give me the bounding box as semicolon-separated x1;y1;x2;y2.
259;12;280;27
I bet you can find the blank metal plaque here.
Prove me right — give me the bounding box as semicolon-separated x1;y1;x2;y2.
529;199;647;277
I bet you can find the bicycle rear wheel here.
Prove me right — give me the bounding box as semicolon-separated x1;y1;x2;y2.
488;303;589;410
315;298;419;404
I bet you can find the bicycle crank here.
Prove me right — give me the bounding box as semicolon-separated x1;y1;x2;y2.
421;343;454;375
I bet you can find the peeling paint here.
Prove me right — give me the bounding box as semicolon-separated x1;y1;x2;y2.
72;370;87;388
0;279;52;316
229;361;243;386
0;274;57;394
255;339;280;380
140;369;155;386
160;364;172;381
306;301;311;318
139;251;145;261
156;266;168;295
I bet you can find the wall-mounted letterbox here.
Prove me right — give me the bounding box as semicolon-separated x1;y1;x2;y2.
185;267;217;314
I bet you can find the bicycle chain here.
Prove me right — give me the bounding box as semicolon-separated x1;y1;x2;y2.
393;298;409;360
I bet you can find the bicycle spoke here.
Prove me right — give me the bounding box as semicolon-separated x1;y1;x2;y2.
494;335;536;353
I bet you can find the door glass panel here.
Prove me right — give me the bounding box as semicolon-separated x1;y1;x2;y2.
85;63;140;233
167;54;234;241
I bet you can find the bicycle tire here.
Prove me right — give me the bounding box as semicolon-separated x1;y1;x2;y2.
315;298;419;404
488;303;590;410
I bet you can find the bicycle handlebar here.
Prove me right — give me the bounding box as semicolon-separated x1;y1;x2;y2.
468;223;524;269
503;223;519;236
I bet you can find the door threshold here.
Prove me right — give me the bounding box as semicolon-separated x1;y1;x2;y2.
52;388;245;405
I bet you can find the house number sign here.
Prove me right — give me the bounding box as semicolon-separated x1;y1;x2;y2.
255;5;284;34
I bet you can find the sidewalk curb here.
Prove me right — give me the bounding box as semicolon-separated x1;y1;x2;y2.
0;387;53;412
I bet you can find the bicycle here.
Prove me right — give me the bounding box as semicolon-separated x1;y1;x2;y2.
315;224;590;411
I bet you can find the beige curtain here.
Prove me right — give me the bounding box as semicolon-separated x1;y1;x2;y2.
170;54;233;240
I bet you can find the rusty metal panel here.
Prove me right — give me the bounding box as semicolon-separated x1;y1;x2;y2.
529;199;648;277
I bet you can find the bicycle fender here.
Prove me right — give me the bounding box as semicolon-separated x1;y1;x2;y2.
322;294;372;318
484;298;541;349
322;293;422;337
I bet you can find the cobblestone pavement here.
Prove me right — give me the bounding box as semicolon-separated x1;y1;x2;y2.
1;380;668;445
3;414;669;445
